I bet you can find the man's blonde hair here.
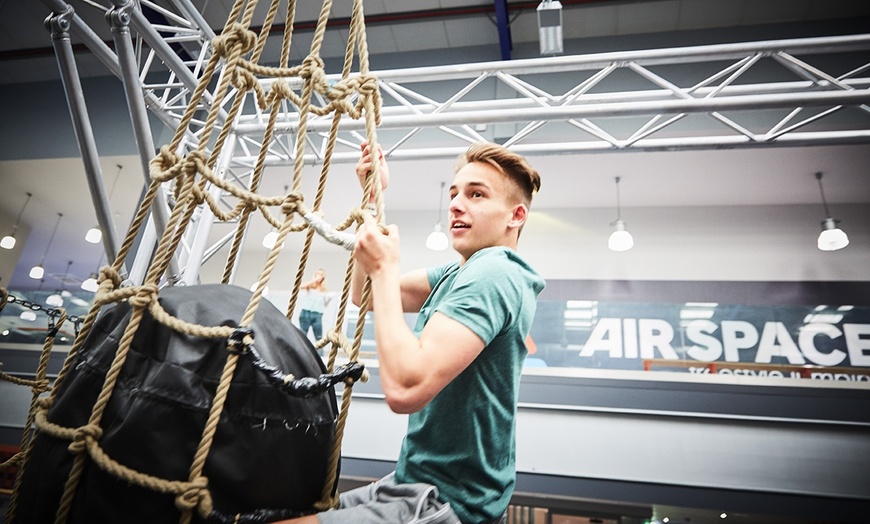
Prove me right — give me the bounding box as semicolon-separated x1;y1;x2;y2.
455;142;541;208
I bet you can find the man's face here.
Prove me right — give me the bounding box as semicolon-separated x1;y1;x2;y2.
448;161;520;263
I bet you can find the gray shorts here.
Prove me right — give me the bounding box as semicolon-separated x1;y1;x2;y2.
317;473;460;524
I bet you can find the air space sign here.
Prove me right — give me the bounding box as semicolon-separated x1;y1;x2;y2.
549;302;870;379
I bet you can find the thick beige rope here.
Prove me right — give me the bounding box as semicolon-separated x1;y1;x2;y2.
2;303;61;522
12;0;384;521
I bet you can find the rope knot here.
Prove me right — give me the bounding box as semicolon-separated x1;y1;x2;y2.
68;423;102;454
282;191;304;216
176;475;213;515
185;150;208;178
231;68;258;92
300;54;327;87
267;79;293;105
357;74;379;97
96;266;122;297
212;22;256;58
129;284;158;309
150;146;182;183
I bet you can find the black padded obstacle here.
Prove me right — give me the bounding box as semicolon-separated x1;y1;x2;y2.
15;284;350;523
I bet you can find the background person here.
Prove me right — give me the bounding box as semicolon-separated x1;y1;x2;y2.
298;268;331;342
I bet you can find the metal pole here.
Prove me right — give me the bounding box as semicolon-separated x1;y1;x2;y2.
234;89;870;134
108;0;181;280
45;5;123;273
180;133;239;286
225;129;870;164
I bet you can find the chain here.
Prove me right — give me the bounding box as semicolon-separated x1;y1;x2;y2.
2;295;85;336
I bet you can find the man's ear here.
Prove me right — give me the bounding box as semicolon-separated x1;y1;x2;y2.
508;204;528;230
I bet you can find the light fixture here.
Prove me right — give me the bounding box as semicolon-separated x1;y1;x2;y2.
47;260;74;307
425;182;449;251
250;281;269;297
85;226;102;244
46;292;64;307
81;273;99;292
608;176;634;252
537;0;563;55
1;191;33;250
81;253;104;293
262;228;280;249
30;212;63;280
814;172;849;251
84;164;123;244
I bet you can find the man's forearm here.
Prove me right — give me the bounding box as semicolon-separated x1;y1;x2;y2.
350;261;368;308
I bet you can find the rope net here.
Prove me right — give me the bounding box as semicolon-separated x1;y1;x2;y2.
6;0;385;522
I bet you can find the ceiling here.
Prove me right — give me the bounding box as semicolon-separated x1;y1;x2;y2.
0;2;868;523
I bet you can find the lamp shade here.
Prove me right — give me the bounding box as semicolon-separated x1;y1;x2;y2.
81;274;100;292
85;226;102;244
46;293;64;307
608;220;634;252
817;218;849;251
262;230;280;249
29;265;44;280
425;223;449;251
0;235;15;250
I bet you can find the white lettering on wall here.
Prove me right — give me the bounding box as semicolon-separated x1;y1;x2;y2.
638;319;678;359
798;324;846;367
720;321;758;362
844;324;870;366
580;318;622;358
685;320;722;362
756;322;805;364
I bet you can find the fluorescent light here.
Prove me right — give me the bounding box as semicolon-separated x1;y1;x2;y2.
566;300;596;308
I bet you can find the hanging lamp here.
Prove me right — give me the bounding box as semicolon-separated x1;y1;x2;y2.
814;172;849;251
425;182;449;251
608;177;634;252
1;192;33;250
29;212;63;280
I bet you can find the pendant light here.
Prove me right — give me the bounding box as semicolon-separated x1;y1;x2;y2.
81;252;104;292
608;176;634;252
47;260;74;307
1;192;33;250
85;164;123;244
814;172;849;251
30;212;62;280
425;182;449;251
263;185;287;249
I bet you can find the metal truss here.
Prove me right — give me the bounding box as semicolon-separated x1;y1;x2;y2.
40;0;870;283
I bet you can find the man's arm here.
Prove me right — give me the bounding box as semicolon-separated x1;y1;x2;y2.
350;142;431;313
354;214;485;414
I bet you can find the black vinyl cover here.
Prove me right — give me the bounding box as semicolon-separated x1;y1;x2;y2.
15;284;338;523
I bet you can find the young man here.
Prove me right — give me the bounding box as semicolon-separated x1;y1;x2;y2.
281;142;544;524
